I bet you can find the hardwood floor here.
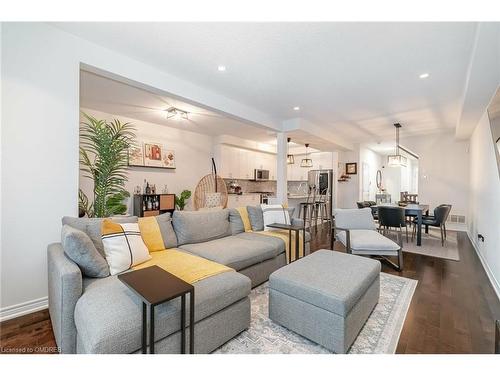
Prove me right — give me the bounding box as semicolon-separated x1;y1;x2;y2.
310;224;500;354
1;225;499;354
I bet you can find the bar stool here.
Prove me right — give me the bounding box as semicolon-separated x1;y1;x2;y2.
314;189;331;228
299;188;317;230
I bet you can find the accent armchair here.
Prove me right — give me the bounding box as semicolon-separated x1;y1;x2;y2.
331;208;403;271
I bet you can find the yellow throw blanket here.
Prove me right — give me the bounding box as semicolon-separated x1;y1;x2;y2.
257;230;304;263
236;206;253;232
133;249;233;284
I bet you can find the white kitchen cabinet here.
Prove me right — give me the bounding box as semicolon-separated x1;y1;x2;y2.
218;144;279;180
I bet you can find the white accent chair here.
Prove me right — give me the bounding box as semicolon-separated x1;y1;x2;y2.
330;208;403;271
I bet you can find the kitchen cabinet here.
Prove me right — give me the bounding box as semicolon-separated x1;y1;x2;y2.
218;144;277;180
227;193;261;208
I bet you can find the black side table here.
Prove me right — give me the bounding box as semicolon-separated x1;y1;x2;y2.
118;265;195;354
267;223;306;262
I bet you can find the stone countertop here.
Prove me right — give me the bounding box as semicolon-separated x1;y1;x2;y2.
287;194;309;199
228;192;262;196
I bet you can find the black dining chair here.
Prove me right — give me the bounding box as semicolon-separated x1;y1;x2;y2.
356;201;366;209
377;206;408;243
357;201;378;220
412;204;452;246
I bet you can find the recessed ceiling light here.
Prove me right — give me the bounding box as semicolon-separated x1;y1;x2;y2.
217;65;226;72
293;106;300;111
419;73;430;79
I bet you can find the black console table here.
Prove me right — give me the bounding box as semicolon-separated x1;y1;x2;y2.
118;265;195;354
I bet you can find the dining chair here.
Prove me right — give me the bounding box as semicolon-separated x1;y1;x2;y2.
377;206;409;243
412;204;452;246
331;208;403;271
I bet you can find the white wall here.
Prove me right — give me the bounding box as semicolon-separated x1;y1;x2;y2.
337;147;360;208
338;132;470;216
468;112;500;297
79;109;214;212
359;146;383;201
0;23;278;320
398;131;470;219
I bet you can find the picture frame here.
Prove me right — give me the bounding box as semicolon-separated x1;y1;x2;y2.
143;141;176;169
128;142;145;167
346;162;357;175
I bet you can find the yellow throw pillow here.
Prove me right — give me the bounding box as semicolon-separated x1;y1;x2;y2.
101;219;151;275
138;216;165;252
138;213;178;252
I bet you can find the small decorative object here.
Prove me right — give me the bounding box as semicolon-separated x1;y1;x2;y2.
175;190;192;211
346;162;357;175
162;184;168;194
287;137;295;165
300;143;313;168
376;170;383;191
128;142;144;166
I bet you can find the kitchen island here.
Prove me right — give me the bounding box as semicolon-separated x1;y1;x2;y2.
287;194;309;218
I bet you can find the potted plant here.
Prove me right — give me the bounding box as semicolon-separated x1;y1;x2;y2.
175;190;192;211
79;113;136;218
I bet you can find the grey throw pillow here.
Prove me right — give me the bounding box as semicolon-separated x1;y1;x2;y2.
155;213;178;248
172;209;230;245
247;205;264;231
228;208;245;235
62;216;138;257
61;224;110;278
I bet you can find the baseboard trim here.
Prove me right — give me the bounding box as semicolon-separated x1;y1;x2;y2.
0;296;48;322
467;231;500;302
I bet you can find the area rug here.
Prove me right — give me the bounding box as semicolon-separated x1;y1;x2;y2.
215;273;417;354
389;228;460;261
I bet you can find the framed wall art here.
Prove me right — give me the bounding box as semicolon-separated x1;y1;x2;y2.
346;162;357;175
144;142;176;169
128;142;145;167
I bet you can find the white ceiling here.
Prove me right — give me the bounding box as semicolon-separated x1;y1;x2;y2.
80;70;278;143
61;22;480;144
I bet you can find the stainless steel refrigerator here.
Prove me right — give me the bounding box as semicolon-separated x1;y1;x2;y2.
307;169;334;220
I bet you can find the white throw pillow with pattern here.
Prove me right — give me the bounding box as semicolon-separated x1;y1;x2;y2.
101;219;151;275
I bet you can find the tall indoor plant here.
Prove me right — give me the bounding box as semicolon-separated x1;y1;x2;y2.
79;113;136;217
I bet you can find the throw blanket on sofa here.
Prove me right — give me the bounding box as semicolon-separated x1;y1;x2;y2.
257;230;304;263
236;206;253;232
133;249;233;284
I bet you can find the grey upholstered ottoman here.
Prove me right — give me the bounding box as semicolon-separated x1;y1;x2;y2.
268;249;380;353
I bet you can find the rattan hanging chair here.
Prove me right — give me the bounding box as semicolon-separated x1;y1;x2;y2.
193;158;228;210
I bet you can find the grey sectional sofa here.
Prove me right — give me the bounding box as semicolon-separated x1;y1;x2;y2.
48;207;309;354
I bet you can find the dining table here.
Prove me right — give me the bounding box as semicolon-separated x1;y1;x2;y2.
371;203;430;246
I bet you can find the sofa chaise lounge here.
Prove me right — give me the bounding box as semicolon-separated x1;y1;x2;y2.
48;206;309;354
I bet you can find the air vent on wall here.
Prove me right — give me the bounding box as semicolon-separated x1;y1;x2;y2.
448;214;466;224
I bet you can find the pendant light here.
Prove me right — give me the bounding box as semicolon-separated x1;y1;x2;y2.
387;123;407;167
287;137;295;164
300;143;313;168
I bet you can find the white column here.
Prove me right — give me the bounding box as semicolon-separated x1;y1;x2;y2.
276;132;288;206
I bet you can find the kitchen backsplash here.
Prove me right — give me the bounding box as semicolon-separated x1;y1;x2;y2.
224;179;277;194
287;181;310;195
